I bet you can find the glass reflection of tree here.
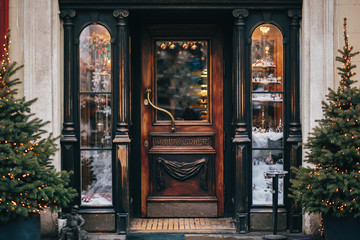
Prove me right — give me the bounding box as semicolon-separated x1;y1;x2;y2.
79;25;113;206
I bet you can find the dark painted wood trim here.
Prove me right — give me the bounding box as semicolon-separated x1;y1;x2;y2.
60;0;302;3
113;9;132;233
233;144;250;233
60;9;77;137
59;0;302;11
287;9;302;233
233;8;249;137
114;9;130;136
232;8;251;233
60;9;78;206
287;9;301;140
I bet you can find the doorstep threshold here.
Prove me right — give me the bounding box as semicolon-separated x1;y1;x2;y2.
129;217;236;234
87;232;308;240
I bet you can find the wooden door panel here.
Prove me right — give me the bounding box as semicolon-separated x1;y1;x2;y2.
141;24;223;217
150;154;214;196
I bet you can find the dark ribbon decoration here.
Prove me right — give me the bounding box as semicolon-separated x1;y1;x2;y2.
157;157;208;192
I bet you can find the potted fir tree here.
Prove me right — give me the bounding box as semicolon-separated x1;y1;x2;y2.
290;19;360;240
0;31;77;239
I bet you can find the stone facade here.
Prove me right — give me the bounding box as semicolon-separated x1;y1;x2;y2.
6;0;360;236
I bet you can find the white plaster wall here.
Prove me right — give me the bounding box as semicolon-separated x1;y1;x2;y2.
9;0;62;169
8;0;24;96
301;0;360;235
334;0;360;89
8;0;62;237
301;0;334;235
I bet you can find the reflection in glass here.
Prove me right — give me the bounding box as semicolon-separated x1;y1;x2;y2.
252;93;283;145
156;41;208;121
251;24;284;206
252;150;284;205
80;94;112;148
79;24;112;208
251;24;283;92
81;150;112;206
80;25;111;92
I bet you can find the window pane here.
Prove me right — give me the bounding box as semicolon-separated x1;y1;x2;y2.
252;150;284;205
80;25;111;92
80;94;112;148
79;24;113;208
251;24;283;92
252;93;283;147
81;150;112;206
156;41;209;121
251;24;284;206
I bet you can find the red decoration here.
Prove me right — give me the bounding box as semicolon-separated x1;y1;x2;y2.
0;0;9;58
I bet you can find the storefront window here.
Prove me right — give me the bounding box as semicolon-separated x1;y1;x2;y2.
251;24;284;205
79;24;112;206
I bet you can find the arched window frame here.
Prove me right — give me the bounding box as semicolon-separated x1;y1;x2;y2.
250;23;285;207
78;23;114;207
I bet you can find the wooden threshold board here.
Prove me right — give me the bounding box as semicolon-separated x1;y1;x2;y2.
129;218;236;233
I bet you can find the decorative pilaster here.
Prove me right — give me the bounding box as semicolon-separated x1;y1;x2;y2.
232;8;250;234
113;9;131;234
113;9;130;136
288;9;302;140
287;9;302;233
233;8;249;137
60;9;77;200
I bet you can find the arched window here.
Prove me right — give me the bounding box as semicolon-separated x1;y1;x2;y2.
79;24;112;206
251;24;284;205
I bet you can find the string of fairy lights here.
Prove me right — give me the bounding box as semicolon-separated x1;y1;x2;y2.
297;18;360;236
0;31;57;216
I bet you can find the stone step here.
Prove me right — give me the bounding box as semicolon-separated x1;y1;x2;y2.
87;233;308;240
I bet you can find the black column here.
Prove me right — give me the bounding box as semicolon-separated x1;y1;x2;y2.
232;8;251;234
113;9;131;234
287;9;302;233
60;9;78;204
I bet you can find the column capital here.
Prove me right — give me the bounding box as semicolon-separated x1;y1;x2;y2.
60;9;76;19
288;9;302;18
113;9;129;18
232;9;249;19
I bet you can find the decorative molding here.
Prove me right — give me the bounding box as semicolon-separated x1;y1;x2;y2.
157;157;209;192
232;9;249;18
152;136;213;147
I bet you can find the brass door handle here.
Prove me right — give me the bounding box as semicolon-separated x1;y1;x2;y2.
146;89;175;132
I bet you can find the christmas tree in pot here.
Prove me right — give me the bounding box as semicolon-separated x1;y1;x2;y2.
0;30;77;229
290;19;360;239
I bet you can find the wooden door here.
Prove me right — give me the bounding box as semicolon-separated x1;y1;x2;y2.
140;24;223;217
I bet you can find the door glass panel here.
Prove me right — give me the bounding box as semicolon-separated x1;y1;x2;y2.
79;24;112;207
155;41;209;121
251;24;284;205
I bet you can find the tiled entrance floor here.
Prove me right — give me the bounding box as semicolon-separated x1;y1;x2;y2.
129;218;236;233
